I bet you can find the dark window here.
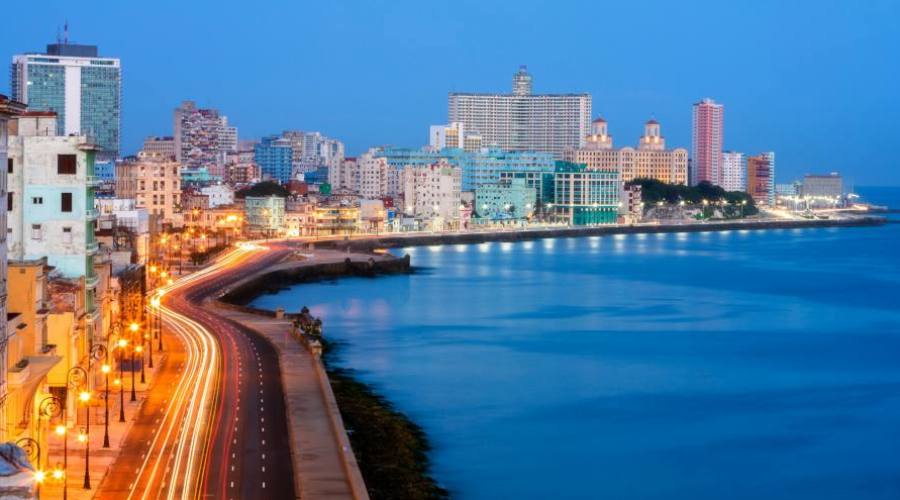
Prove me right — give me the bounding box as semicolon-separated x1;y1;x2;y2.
61;192;73;212
6;158;11;174
57;154;77;175
7;192;12;211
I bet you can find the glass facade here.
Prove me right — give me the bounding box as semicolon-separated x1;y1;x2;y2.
81;64;121;157
255;137;294;184
545;162;619;225
23;64;66;133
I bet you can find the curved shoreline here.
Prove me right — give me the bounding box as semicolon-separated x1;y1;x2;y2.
220;217;887;498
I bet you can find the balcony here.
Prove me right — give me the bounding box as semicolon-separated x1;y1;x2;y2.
86;208;100;220
85;175;102;186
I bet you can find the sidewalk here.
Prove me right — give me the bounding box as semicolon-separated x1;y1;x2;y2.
37;345;168;500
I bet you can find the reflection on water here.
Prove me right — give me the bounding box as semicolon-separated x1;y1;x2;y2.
254;193;900;499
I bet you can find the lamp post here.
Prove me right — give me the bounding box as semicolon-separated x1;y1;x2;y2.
101;363;111;448
129;323;138;402
116;338;127;422
16;437;42;496
65;366;87;500
78;391;92;489
38;395;63;472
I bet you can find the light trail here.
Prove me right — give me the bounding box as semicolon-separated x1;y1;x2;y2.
123;244;266;500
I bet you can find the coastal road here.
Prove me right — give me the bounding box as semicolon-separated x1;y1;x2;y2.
99;243;297;500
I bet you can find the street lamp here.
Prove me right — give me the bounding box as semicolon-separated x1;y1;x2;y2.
101;363;112;448
37;395;62;486
129;323;139;402
116;338;127;421
65;366;87;498
16;437;42;495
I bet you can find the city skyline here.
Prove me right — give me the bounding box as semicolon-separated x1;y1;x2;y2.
1;0;898;186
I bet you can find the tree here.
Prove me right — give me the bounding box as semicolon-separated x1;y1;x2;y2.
235;181;290;199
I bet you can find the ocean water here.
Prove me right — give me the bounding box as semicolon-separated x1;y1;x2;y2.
252;187;900;499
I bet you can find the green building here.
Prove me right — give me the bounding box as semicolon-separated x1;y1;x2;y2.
543;161;619;225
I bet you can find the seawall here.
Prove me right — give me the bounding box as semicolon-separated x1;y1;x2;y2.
220;253;412;306
316;217;885;253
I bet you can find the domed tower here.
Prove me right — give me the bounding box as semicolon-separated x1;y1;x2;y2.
639;119;666;151
586;117;613;149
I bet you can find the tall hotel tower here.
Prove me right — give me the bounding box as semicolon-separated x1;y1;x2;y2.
11;33;121;160
691;98;724;186
448;66;591;158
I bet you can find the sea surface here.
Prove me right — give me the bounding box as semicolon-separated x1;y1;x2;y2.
252;187;900;499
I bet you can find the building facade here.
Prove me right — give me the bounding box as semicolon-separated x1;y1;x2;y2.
142;136;176;159
429;122;482;152
7;113;101;278
11;42;121;160
244;196;286;235
721;151;746;192
475;177;536;220
801;173;843;198
746;152;776;206
448;66;591;158
565;118;688;185
545;162;619;225
691;98;724;186
115;152;182;223
174;100;224;169
255;136;293;184
282;131;344;176
0;95;26;439
402;160;462;222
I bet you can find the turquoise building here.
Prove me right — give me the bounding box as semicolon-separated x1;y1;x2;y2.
543;162;619;225
474;178;537;220
374;147;556;192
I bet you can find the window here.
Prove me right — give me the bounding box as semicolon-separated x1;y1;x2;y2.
62;226;73;244
31;224;42;240
57;154;77;174
32;197;43;205
7;192;12;211
61;192;73;212
7;158;11;174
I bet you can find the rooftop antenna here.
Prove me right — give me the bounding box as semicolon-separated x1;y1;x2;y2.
63;20;69;45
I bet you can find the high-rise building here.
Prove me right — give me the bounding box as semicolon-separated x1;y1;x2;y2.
691;98;724;186
448;66;591;158
564;118;688;185
11;40;121;160
721;151;746;192
801;173;843;198
281;131;345;176
0;95;25;439
747;152;776;206
254;136;293;184
173;100;227;169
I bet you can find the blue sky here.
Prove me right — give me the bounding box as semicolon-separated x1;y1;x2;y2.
2;0;898;185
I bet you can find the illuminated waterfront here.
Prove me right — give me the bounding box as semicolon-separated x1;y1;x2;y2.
252;188;900;499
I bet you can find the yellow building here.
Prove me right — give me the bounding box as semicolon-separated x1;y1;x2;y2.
5;258;63;466
564;118;688;185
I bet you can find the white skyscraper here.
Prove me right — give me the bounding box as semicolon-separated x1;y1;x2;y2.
721;151;746;192
11;40;121;160
448;66;591;158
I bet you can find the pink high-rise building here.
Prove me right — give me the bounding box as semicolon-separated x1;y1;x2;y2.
691;98;724;186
